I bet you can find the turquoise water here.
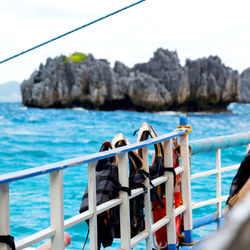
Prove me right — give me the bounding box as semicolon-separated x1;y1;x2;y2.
0;102;249;249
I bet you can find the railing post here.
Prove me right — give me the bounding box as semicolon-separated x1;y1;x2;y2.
50;170;64;250
0;183;10;250
142;147;153;250
216;149;222;229
179;115;193;244
88;161;98;249
118;153;131;249
164;139;177;250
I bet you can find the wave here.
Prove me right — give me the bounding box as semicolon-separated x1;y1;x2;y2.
158;111;223;116
157;111;181;116
72;107;88;112
17;106;28;111
227;102;250;114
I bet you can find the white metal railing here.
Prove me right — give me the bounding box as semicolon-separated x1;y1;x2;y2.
0;125;191;250
190;136;250;228
1;121;249;249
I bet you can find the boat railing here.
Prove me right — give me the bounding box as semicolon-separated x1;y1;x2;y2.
0;116;192;250
190;133;250;230
1;115;250;250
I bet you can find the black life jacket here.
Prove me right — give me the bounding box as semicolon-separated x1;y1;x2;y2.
112;136;146;238
79;140;146;249
226;150;250;207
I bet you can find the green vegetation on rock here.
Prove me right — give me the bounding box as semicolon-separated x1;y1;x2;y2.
65;52;87;63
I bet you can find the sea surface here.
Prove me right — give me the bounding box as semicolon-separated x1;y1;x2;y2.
0;102;249;249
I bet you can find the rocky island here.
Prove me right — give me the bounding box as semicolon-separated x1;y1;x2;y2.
239;68;250;103
21;48;247;112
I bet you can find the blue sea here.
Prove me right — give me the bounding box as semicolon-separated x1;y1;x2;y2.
0;102;249;249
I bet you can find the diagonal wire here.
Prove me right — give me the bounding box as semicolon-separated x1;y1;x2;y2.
0;0;146;65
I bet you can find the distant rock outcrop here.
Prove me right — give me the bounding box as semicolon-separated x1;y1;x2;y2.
184;56;240;110
133;49;188;106
239;68;250;103
21;48;241;111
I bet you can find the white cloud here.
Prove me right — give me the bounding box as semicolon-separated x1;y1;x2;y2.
1;0;250;84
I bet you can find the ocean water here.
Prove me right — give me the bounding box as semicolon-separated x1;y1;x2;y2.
0;102;249;249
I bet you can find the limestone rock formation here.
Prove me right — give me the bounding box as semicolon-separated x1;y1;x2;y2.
239;68;250;103
184;56;240;110
133;49;189;105
21;54;120;109
21;48;241;112
120;71;173;110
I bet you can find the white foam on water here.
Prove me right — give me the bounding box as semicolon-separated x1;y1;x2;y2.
72;107;88;112
189;112;213;116
82;139;90;143
227;102;250;114
158;111;180;116
18;106;28;110
28;116;41;122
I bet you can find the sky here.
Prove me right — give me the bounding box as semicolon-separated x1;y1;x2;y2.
1;0;250;84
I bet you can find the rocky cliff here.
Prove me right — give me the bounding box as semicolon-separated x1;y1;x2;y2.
239;68;250;103
21;48;241;111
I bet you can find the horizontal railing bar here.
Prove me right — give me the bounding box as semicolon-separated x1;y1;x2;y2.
193;213;217;229
175;166;184;175
175;205;186;217
65;199;122;230
16;227;55;249
129;176;169;200
64;210;93;230
220;164;240;173
129;175;168;199
220;195;228;201
191;164;240;179
151;176;168;187
131;231;149;248
130;187;145;199
97;198;122;215
190;132;250;155
192;195;228;209
151;216;170;234
0;130;186;185
191;169;217;179
192;198;217;209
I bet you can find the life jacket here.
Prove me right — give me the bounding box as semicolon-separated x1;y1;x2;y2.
225;150;250;210
112;133;146;237
79;141;124;249
79;138;147;248
136;123;182;249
